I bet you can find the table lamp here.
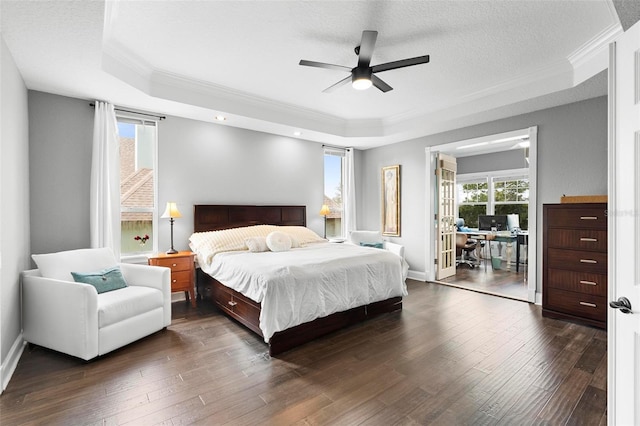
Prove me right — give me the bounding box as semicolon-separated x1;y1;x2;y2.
161;202;182;254
319;204;330;238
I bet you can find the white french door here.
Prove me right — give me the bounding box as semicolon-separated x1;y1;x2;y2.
608;19;640;425
436;153;457;280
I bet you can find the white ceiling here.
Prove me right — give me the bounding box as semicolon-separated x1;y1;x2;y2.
0;0;623;149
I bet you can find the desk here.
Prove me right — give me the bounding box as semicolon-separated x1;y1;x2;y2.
458;230;526;271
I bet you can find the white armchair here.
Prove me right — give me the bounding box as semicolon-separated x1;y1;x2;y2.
347;230;409;279
22;248;171;361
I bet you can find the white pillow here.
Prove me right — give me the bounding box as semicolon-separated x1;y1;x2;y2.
266;231;292;252
277;226;325;245
32;247;118;281
245;236;268;253
349;230;383;245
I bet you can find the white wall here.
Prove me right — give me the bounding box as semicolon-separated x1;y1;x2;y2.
0;35;30;392
359;96;608;289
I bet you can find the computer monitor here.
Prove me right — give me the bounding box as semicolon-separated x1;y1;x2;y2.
507;214;520;231
478;215;508;231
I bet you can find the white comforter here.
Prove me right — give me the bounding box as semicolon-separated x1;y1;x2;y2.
199;242;408;342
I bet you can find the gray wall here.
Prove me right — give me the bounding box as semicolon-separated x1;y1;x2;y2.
359;96;608;287
27;91;327;259
28;91;94;255
156;116;326;252
1;36;30;391
457;149;528;175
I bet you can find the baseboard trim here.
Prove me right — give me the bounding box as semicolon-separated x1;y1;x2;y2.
407;270;427;282
1;333;25;393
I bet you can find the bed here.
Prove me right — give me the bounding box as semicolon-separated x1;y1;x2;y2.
191;204;407;355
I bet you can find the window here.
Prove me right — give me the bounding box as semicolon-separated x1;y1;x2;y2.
494;176;529;229
323;148;344;238
118;119;157;255
456;171;529;230
457;179;488;228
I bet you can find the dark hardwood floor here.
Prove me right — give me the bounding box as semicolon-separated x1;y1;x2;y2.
438;258;529;301
1;280;607;425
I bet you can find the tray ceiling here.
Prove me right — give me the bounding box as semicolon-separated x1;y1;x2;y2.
0;0;623;148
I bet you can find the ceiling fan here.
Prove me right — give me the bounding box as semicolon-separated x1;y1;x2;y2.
299;30;430;93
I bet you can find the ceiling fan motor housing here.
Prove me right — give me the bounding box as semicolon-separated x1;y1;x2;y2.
352;66;372;82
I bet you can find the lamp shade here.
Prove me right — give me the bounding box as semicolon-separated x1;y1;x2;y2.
161;202;182;219
319;204;331;216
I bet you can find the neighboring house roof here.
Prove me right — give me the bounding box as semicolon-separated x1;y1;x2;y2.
323;195;342;219
120;136;153;221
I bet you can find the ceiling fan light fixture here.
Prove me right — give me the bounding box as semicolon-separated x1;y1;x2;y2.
352;77;372;90
352;67;372;90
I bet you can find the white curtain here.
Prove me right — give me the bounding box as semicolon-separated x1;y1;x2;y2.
343;148;357;236
90;101;121;258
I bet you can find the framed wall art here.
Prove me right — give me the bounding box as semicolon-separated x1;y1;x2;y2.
381;164;400;236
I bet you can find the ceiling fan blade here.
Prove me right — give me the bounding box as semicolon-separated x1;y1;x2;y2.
371;75;393;93
357;30;378;68
323;75;352;93
372;55;430;74
299;60;352;72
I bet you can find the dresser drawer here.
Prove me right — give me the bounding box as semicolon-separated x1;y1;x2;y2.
546;229;607;251
546;206;607;229
547;248;607;274
150;256;192;272
545;288;606;322
546;268;607;297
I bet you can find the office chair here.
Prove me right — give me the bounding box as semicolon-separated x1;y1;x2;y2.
456;232;478;268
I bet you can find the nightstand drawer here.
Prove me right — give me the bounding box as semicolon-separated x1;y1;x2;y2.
150;256;192;272
148;251;196;307
171;270;193;289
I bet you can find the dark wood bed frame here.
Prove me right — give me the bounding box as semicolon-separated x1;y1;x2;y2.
193;204;403;356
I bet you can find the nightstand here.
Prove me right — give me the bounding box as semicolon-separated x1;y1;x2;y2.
148;251;196;307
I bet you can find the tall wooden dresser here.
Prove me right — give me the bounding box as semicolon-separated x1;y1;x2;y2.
542;203;607;329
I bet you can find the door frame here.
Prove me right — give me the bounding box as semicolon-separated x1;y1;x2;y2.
425;126;538;303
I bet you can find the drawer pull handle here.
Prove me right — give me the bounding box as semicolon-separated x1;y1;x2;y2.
580;259;597;264
172;263;177;267
579;301;597;308
172;279;177;283
580;216;598;220
580;237;598;242
579;280;597;286
228;301;238;307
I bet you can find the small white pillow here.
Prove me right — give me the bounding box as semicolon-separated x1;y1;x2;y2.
266;231;292;252
245;236;268;253
289;235;300;248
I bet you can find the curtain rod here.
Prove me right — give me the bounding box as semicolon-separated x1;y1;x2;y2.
89;103;166;121
322;144;351;151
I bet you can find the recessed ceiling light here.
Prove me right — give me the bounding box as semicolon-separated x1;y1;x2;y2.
214;115;226;121
293;131;302;136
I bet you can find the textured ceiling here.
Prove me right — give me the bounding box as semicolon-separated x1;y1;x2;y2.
0;0;625;148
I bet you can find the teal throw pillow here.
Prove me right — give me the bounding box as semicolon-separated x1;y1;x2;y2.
71;266;128;294
360;242;384;249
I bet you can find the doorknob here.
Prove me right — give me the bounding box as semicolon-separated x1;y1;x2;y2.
609;297;632;314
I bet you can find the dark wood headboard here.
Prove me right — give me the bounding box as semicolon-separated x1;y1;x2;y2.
193;205;306;233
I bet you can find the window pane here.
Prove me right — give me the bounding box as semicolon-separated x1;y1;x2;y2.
494;204;528;230
324;153;343;238
458;204;487;229
119;121;156;254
